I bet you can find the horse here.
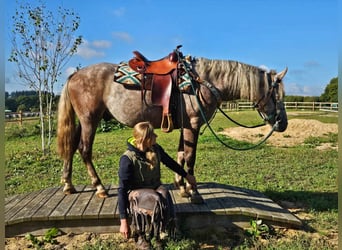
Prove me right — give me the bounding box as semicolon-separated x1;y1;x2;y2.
57;55;288;201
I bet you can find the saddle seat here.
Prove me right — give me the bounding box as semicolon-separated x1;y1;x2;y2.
129;51;179;75
128;46;183;133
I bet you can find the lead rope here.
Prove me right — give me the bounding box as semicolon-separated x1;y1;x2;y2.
189;80;278;150
176;49;276;150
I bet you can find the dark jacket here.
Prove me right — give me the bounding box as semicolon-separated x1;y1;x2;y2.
118;139;188;219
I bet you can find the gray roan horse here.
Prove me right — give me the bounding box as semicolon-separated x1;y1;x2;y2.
57;52;288;201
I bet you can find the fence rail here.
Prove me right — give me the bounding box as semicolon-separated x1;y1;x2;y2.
5;102;339;125
5;111;40;125
220;101;338;112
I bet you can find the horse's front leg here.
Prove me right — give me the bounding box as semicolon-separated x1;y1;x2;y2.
174;131;189;197
176;127;203;203
175;151;189;197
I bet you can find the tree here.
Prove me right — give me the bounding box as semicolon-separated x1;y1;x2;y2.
9;1;82;154
320;77;338;102
5;98;17;112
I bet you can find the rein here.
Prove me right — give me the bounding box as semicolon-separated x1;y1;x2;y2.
217;106;266;129
196;81;278;150
176;51;279;150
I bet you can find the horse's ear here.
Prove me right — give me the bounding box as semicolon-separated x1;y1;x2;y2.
275;67;288;81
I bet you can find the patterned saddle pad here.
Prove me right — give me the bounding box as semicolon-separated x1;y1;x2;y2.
114;62;143;87
114;62;193;92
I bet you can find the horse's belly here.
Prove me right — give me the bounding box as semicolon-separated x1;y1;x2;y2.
105;84;163;128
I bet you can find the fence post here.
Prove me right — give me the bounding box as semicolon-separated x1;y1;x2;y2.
19;110;23;125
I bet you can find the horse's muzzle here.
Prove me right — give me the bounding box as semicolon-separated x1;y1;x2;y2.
274;119;288;132
274;102;288;132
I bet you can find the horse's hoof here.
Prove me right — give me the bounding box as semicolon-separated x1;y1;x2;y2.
178;186;191;198
190;190;204;204
173;181;180;189
96;190;108;198
63;187;77;195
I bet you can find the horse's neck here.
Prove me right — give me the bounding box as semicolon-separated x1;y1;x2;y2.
195;58;264;101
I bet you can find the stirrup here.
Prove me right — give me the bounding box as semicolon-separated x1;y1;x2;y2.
161;114;173;133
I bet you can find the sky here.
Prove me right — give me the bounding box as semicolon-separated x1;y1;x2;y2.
4;0;338;96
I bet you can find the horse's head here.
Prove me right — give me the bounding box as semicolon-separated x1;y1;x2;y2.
254;67;288;132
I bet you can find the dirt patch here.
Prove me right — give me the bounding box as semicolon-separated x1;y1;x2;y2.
5;232;136;250
5;224;338;250
220;119;338;148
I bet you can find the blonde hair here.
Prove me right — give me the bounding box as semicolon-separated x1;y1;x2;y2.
133;122;158;169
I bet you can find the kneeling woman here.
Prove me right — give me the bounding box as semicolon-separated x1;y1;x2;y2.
118;121;197;248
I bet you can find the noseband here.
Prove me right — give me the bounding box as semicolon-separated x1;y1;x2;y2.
253;78;282;124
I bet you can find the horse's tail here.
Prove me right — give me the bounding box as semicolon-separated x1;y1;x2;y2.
57;77;76;160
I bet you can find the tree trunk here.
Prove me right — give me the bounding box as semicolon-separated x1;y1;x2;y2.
38;90;46;155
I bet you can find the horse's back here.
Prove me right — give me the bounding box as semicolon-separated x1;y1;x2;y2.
69;63;117;84
66;63;118;118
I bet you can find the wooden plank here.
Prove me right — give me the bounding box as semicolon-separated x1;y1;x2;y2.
32;186;66;221
45;185;87;221
9;187;59;224
227;189;257;217
83;185;111;219
6;190;44;225
245;196;282;221
240;206;259;218
83;196;104;219
65;187;95;220
206;186;226;215
5;193;29;215
231;186;259;217
169;189;194;214
208;186;234;215
5;194;22;206
29;188;60;221
99;185;118;219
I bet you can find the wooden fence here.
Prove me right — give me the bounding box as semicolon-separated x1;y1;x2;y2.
220;102;338;112
5;102;339;125
284;102;338;111
5;111;40;125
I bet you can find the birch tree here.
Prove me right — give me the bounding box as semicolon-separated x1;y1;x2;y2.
9;2;82;154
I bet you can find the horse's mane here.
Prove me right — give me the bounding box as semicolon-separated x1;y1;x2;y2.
194;57;284;100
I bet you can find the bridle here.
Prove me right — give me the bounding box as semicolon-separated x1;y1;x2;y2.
178;55;285;150
253;77;283;126
197;75;285;150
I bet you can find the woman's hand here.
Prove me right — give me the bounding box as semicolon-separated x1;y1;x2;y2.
120;218;131;239
185;173;197;188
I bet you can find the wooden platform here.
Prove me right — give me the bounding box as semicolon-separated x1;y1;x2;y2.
5;182;302;237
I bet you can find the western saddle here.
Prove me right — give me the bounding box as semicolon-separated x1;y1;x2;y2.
129;45;183;132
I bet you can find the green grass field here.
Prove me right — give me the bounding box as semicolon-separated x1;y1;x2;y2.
5;110;338;249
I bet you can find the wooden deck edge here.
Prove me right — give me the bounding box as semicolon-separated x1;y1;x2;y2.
177;212;302;232
5;218;122;238
5;183;303;237
6;211;302;238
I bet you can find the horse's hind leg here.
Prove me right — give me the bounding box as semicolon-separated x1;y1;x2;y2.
61;161;77;194
61;125;80;194
78;120;108;198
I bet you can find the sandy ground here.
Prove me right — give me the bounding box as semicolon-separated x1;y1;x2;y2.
5;119;338;249
220;118;338;149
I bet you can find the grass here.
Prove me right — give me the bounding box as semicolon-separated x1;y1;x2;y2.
5;110;338;249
